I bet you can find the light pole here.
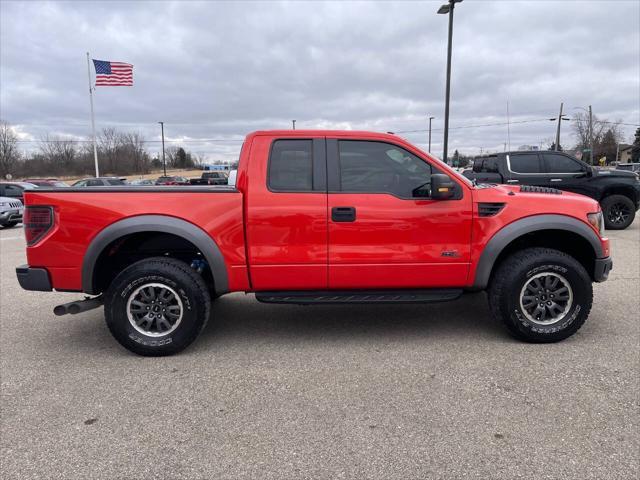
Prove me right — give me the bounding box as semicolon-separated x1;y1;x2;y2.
437;0;463;163
292;120;296;130
573;106;594;164
428;116;434;153
158;121;166;176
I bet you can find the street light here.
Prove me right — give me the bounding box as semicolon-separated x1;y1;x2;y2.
437;0;463;163
158;121;166;176
428;116;435;153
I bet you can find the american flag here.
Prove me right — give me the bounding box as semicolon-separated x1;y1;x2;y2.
92;59;133;86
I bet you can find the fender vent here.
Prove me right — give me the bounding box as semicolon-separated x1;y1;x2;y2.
520;185;563;194
478;202;505;217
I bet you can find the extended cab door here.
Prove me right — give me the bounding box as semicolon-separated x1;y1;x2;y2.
326;139;472;289
504;152;546;186
245;136;328;290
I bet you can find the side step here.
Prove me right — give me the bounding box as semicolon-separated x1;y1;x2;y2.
255;289;463;305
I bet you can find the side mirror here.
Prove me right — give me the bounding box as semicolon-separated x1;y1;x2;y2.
431;174;456;200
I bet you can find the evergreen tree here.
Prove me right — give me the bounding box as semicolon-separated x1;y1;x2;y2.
632;127;640;163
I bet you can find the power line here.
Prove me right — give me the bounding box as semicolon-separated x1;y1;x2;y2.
14;138;245;144
394;117;553;134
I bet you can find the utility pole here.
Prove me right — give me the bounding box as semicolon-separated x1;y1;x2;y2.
428;116;434;153
554;102;564;151
292;120;296;130
158;121;166;176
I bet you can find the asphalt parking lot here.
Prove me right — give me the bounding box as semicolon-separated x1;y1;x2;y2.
1;221;638;480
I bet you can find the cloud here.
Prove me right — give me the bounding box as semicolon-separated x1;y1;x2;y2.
1;0;638;160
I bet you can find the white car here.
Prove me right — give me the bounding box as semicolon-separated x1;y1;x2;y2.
0;196;23;228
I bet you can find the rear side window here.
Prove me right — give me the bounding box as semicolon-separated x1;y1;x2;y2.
268;139;313;191
107;179;124;185
509;153;542;173
544;153;584;173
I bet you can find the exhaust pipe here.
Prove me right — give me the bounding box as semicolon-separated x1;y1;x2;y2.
54;295;103;316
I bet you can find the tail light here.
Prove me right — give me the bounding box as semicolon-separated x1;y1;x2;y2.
24;206;54;246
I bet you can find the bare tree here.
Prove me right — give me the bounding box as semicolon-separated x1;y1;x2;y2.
0;121;21;177
572;112;625;157
39;135;77;172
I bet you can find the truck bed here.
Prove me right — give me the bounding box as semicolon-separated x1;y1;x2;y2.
23;187;248;292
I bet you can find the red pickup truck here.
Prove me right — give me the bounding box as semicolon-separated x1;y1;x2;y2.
16;130;613;356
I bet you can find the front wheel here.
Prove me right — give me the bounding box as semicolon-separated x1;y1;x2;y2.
1;221;18;228
488;248;593;343
601;194;635;230
104;257;211;356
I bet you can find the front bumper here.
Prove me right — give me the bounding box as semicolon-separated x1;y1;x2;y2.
594;257;613;282
16;265;52;291
0;209;23;224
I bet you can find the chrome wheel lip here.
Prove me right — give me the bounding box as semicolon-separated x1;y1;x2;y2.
519;272;573;325
126;282;184;337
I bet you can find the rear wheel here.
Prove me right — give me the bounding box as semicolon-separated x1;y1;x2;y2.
488;248;592;342
104;257;211;356
601;194;635;230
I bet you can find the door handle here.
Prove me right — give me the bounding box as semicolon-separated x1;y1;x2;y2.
331;206;356;222
507;179;519;183
550;178;562;182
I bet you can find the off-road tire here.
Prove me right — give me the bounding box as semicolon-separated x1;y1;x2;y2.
488;247;592;343
104;257;211;356
601;194;635;230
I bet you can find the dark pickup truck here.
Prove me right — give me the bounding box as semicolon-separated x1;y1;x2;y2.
463;150;640;229
189;171;228;185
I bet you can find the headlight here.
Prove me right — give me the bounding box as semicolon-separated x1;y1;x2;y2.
587;212;604;235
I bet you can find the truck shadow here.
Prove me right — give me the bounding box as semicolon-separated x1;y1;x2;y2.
195;291;508;347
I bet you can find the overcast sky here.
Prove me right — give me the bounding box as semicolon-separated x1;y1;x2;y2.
1;0;639;161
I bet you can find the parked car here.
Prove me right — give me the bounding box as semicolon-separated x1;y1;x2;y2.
0;181;38;202
155;176;190;185
72;177;127;187
22;178;69;187
616;163;640;174
462;150;640;229
0;196;23;228
17;130;612;356
129;179;156;186
189;171;228;185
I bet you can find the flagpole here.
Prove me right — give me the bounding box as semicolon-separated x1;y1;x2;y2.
86;52;99;177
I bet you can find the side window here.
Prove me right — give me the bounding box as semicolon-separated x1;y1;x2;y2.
87;180;102;186
107;179;124;185
338;141;435;198
483;157;499;173
268;139;313;191
544;153;584;173
509;153;542;174
5;185;22;197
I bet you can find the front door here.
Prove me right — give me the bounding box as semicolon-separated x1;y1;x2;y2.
245;136;328;291
541;151;592;196
327;139;472;289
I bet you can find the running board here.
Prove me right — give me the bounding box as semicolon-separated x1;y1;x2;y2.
255;289;463;305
